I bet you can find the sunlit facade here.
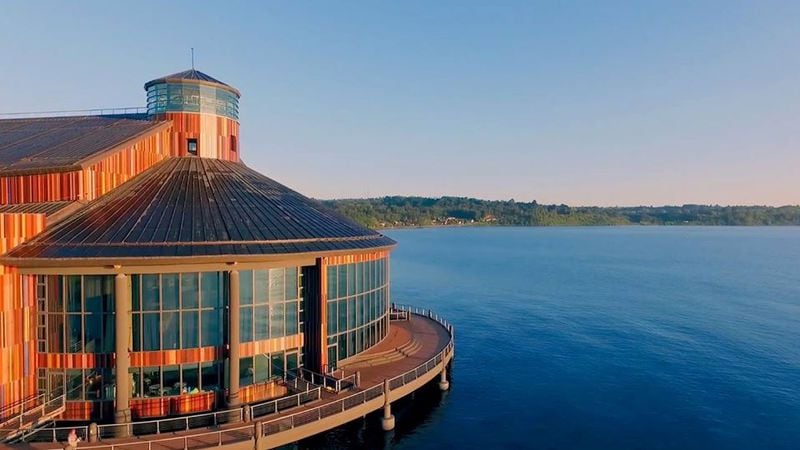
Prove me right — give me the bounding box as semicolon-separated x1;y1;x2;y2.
0;69;395;423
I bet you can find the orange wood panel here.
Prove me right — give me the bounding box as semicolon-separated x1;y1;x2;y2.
239;333;304;358
164;112;239;162
321;250;390;267
81;127;173;200
130;346;224;367
0;213;45;410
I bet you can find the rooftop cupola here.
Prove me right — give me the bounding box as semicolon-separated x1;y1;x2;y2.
144;69;241;161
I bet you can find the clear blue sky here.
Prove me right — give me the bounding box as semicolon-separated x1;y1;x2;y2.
1;1;798;206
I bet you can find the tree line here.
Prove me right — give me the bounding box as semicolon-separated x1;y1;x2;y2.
320;196;800;228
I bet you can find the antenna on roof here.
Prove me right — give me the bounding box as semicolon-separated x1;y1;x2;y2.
191;48;195;70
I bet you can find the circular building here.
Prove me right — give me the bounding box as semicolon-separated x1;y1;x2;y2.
0;70;399;424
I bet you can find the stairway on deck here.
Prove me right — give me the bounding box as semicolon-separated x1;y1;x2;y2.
0;399;66;443
341;334;423;369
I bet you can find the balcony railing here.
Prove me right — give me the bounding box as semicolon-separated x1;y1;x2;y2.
13;306;453;448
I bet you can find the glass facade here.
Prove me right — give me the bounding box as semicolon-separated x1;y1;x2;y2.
38;257;389;411
326;258;390;368
131;272;225;352
131;362;223;398
45;275;115;355
238;267;304;387
146;82;239;120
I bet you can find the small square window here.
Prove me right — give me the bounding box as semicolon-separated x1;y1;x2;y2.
188;139;198;156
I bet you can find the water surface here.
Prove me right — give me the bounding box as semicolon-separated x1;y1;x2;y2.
301;227;800;449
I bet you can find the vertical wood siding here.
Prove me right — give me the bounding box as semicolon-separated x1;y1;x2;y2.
0;213;46;409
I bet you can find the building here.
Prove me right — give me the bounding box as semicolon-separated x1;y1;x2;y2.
0;69;453;447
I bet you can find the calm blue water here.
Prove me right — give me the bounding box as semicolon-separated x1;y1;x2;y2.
300;227;800;450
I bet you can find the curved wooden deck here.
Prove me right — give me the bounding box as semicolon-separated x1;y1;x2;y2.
11;310;453;450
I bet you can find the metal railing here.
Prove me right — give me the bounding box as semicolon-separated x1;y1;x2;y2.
14;383;321;443
260;307;454;436
61;423;256;450
249;387;321;418
389;309;410;321
299;368;358;392
0;389;66;442
0;107;147;119
12;307;453;447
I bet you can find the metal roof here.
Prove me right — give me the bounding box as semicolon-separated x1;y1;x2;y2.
3;157;395;261
0;115;166;176
144;69;241;97
0;201;74;216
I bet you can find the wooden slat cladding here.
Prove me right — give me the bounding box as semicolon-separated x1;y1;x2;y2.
321;250;391;267
240;333;304;358
82;127;173;200
131;346;224;367
0;125;173;205
0;213;46;409
0;171;81;204
165;112;239;162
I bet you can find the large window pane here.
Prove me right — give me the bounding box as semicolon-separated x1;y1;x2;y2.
240;270;253;305
338;299;347;333
285;268;297;299
67;314;82;353
271;352;284;378
254;270;268;303
162;312;180;350
182;364;199;393
84;313;102;353
181;311;198;348
346;264;356;296
181;273;199;308
201;362;220;392
240;357;253;387
142;313;160;351
240;306;253;342
132;314;141;351
270;302;284;338
66;369;83;400
201;272;222;308
254;305;269;341
337;267;347;298
142;367;161;397
327;266;337;300
285;301;298;335
162;274;180;310
254;354;269;383
141;275;160;311
162;365;180;395
67;276;81;312
327;301;337;335
201;310;221;346
269;269;284;302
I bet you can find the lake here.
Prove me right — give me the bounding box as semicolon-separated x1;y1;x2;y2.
299;227;800;449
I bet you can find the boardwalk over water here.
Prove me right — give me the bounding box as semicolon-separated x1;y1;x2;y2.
10;308;453;450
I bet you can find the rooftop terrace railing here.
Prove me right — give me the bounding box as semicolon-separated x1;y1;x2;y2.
0;107;147;119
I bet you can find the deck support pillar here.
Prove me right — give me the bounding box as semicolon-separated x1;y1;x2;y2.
113;273;132;434
381;378;395;431
228;269;241;407
438;365;450;391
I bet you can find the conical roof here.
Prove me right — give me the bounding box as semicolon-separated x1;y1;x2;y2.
144;69;240;97
2;158;394;263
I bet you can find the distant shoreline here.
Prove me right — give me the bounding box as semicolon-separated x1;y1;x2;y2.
321;197;800;228
376;223;800;231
